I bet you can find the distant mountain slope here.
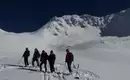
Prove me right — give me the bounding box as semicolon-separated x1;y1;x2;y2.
101;9;130;37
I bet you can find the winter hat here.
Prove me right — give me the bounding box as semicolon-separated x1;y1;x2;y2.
66;49;69;52
42;50;45;53
50;50;53;54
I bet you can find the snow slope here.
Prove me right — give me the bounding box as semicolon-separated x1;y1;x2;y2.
1;26;130;80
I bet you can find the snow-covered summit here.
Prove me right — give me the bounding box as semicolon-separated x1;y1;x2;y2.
50;14;114;28
35;13;115;37
35;8;130;37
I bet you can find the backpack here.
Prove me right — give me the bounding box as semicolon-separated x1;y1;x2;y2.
70;52;74;62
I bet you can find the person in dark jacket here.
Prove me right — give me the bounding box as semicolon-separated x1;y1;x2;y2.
40;50;48;72
22;48;30;67
48;50;56;73
32;48;40;67
65;49;74;73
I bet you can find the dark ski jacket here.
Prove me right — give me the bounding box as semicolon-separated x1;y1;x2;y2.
65;52;74;63
33;50;40;59
22;50;30;58
48;53;56;63
40;51;48;63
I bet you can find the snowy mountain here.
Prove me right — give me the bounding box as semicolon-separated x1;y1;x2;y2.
35;14;114;37
50;14;114;28
35;8;130;37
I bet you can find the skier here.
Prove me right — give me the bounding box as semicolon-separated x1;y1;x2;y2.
40;50;48;72
22;48;30;67
48;50;56;73
65;49;74;73
32;48;40;67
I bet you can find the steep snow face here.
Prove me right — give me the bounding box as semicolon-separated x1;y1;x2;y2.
32;13;115;47
46;14;114;31
52;14;114;28
101;8;130;37
34;22;101;51
80;14;115;27
34;16;101;47
35;14;114;37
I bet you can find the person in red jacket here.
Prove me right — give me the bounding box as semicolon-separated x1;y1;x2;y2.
65;49;74;73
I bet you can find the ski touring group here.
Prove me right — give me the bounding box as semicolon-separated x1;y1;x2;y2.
22;48;74;73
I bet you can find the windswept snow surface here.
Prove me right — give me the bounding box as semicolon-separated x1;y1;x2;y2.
0;24;130;80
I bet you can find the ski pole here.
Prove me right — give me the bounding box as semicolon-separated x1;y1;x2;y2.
64;62;68;70
17;57;22;65
72;61;76;69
